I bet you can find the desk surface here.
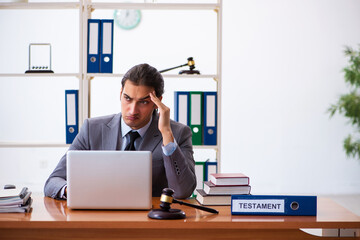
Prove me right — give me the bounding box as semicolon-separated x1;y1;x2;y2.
0;195;359;229
0;195;360;240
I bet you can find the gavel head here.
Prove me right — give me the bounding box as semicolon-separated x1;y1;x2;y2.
159;188;175;211
187;57;195;70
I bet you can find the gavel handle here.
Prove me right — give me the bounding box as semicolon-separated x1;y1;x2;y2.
159;63;188;73
173;199;219;214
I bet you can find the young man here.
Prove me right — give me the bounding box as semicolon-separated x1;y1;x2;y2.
44;64;196;199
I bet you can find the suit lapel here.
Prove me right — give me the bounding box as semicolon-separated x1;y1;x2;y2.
102;113;122;150
139;112;162;151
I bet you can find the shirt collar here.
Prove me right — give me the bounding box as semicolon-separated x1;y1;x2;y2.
121;114;153;139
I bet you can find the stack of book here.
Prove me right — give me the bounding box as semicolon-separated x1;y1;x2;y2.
196;173;251;205
0;187;33;213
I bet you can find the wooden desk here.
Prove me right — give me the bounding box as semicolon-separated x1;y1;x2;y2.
0;195;359;240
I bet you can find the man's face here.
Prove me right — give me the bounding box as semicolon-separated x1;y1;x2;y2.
120;80;161;130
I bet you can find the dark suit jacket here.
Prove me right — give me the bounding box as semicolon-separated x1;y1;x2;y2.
44;112;196;199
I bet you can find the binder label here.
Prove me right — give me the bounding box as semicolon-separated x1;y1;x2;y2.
89;23;99;54
191;94;201;125
206;95;216;127
178;95;188;125
102;22;112;54
232;199;285;213
66;94;76;125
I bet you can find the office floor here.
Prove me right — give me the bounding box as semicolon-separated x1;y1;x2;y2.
324;194;360;216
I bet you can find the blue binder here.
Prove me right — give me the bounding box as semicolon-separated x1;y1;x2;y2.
204;160;217;181
174;91;189;126
87;19;101;73
65;90;79;144
203;92;217;145
99;19;114;73
231;195;317;216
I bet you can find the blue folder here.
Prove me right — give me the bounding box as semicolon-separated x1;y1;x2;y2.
203;92;217;145
204;160;217;181
99;19;114;73
87;19;101;73
65;90;79;144
174;91;190;126
231;195;317;216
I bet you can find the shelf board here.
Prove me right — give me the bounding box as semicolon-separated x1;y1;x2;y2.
163;74;217;79
193;145;218;150
87;73;217;79
0;2;80;10
0;73;79;78
0;2;219;10
90;2;219;10
0;142;70;148
87;73;123;78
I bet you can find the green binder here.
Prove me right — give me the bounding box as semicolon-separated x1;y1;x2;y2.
192;161;206;197
189;91;203;145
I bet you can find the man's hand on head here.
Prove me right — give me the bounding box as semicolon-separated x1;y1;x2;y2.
150;91;174;145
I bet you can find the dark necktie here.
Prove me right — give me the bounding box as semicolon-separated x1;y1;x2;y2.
125;131;140;151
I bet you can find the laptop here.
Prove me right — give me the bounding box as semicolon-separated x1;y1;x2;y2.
66;150;152;210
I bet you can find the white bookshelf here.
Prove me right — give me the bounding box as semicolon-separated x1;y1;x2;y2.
0;0;222;170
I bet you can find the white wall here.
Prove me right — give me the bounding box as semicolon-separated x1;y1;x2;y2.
0;0;359;195
222;0;360;194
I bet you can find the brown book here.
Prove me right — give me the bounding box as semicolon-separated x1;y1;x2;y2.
195;189;232;206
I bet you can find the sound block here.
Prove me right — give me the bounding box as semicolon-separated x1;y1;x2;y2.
148;208;186;220
179;70;200;75
25;70;54;73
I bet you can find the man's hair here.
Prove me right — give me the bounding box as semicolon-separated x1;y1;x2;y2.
121;63;164;97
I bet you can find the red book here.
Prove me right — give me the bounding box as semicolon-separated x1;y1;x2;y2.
210;173;249;186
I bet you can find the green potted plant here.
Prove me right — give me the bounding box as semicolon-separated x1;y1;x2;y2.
329;45;360;160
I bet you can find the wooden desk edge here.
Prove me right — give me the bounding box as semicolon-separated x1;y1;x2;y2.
0;196;359;231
